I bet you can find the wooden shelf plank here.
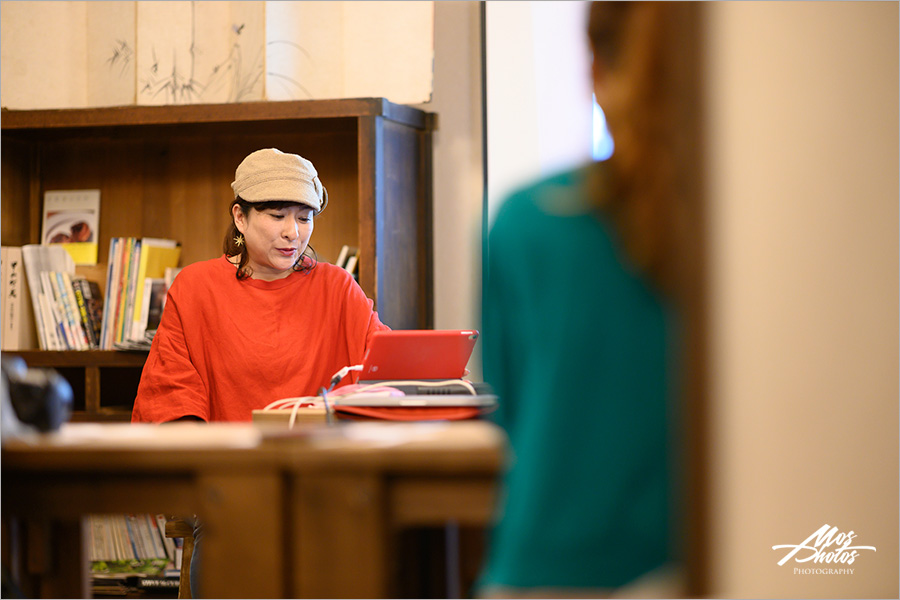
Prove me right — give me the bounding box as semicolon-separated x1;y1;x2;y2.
1;98;433;132
84;367;101;414
69;410;133;423
2;350;148;368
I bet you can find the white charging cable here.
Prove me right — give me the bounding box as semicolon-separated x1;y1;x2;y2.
328;364;364;389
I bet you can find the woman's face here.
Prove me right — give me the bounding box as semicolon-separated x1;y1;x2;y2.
233;202;314;280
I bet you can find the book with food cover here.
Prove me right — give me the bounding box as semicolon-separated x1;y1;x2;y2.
41;190;101;265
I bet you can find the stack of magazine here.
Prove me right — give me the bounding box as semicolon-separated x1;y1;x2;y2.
88;513;182;594
101;237;181;351
19;245;104;351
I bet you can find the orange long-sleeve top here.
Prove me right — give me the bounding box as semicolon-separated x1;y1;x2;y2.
132;255;388;423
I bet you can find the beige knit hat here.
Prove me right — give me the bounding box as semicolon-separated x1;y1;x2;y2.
231;148;327;213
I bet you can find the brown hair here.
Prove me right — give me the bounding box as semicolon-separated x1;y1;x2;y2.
587;1;691;296
223;197;318;280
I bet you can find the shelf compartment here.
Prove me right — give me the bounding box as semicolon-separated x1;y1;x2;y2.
3;350;146;418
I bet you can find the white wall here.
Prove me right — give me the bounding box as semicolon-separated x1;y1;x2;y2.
412;1;485;376
0;1;88;109
1;1;434;108
432;0;595;377
704;2;898;597
267;1;433;104
484;0;594;224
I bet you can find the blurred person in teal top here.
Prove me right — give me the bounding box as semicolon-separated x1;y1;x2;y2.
478;2;692;595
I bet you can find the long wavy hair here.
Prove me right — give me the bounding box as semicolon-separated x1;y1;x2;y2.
223;197;318;280
588;1;691;296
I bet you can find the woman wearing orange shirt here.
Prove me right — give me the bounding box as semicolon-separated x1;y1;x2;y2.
133;148;388;423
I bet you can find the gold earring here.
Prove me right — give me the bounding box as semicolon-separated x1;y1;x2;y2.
234;234;244;247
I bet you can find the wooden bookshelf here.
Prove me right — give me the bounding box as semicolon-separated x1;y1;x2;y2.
1;98;436;421
3;350;148;421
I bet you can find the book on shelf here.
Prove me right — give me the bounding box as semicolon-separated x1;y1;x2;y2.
135;513;157;560
164;267;182;310
344;251;359;277
154;514;177;562
88;513;178;588
2;248;9;347
334;244;350;269
39;271;65;350
110;237;133;349
144;513;168;561
99;237;121;349
1;250;6;345
88;514;155;563
41;189;101;266
137;278;167;338
84;280;105;346
100;237;181;350
22;244;74;350
55;271;89;350
334;244;359;270
36;278;61;351
129;239;181;342
109;513;131;560
71;277;102;348
43;270;77;350
18;244;106;351
1;246;39;350
116;239;138;345
124;514;142;559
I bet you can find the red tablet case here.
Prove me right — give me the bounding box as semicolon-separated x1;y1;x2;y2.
333;405;483;421
359;329;479;381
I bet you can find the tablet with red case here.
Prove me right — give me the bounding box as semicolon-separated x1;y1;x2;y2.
359;329;479;381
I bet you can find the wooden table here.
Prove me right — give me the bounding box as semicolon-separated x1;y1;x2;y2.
1;420;505;598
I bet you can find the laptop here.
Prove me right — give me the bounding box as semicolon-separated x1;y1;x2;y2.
358;329;479;381
333;329;496;409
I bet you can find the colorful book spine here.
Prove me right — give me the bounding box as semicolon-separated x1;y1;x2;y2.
84;280;104;346
60;272;89;349
40;271;67;349
56;271;87;349
120;239;141;344
112;238;129;345
71;277;98;348
100;237;120;349
114;238;136;345
109;237;131;347
145;513;167;559
155;514;176;561
36;288;57;350
21;245;73;350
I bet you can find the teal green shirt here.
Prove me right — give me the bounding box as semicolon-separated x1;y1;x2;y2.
478;165;678;590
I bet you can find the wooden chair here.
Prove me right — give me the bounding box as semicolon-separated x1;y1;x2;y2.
164;518;195;599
